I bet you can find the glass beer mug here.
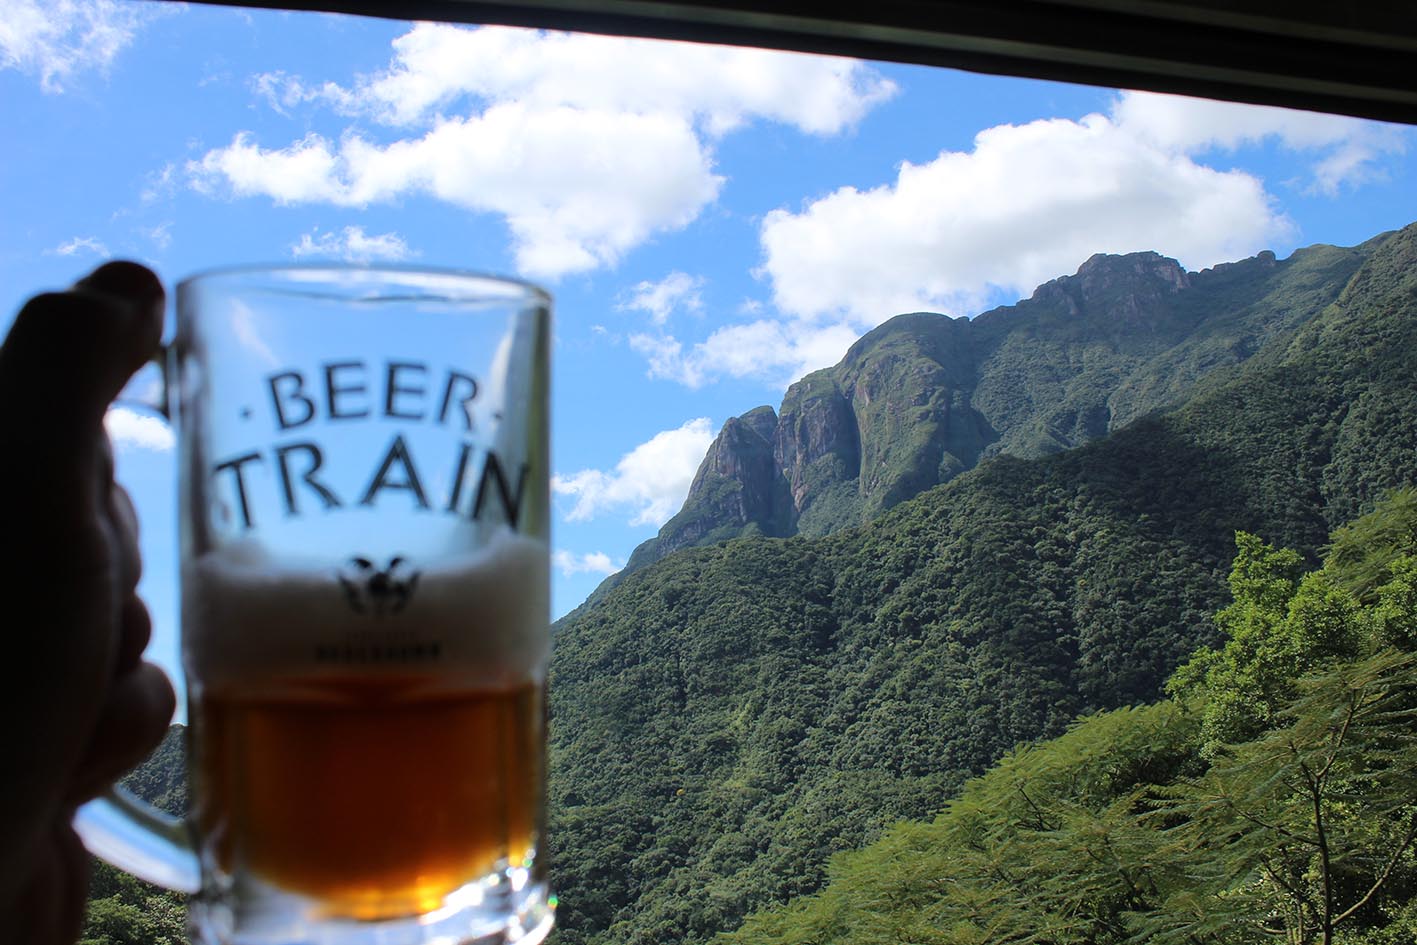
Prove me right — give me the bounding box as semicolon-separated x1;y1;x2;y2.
75;265;554;945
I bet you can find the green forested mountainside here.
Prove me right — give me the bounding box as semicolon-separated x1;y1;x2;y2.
120;725;187;816
726;494;1417;945
81;728;188;945
617;236;1378;584
546;224;1417;945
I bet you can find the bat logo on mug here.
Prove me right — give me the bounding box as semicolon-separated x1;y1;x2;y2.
338;555;421;615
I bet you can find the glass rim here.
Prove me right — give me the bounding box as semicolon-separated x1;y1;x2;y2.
175;262;552;307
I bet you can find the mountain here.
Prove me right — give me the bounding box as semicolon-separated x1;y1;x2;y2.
616;240;1372;583
546;224;1417;945
120;725;187;816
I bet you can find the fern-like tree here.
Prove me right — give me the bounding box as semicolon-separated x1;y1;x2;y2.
1144;651;1417;945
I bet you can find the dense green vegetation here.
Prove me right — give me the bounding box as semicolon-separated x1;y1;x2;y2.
547;224;1417;945
726;493;1417;945
82;863;188;945
80;728;188;945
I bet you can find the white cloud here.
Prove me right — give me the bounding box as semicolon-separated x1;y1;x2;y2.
553;417;714;527
190;107;721;278
140;162;178;204
553;549;622;577
144;221;172;250
229;300;280;367
760;110;1296;323
757;91;1408;324
621;271;704;325
1112;91;1407;193
52;235;110;257
0;0;160;92
188;131;348;204
190;24;895;279
105;406;173;451
631;319;862;389
251;69;354;116
627;334;692;383
313;23;896;134
291;225;416;262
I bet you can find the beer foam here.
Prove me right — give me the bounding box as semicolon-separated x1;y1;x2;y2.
183;531;549;693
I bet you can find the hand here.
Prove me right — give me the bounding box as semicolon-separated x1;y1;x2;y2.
0;262;177;944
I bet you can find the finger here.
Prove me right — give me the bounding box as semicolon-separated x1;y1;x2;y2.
64;662;176;806
0;261;164;451
0;265;164;571
111;475;139;540
109;479;142;591
97;424;116;484
114;594;152;678
52;820;90;945
74;261;166;393
6;818;88;945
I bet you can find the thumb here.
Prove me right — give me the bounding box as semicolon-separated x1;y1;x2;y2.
0;261;165;538
0;261;164;420
0;261;164;468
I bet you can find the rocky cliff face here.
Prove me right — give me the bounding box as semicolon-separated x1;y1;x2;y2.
611;242;1368;583
772;373;859;520
684;410;790;538
620;407;793;574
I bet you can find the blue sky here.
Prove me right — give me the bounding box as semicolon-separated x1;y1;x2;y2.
2;1;1414;716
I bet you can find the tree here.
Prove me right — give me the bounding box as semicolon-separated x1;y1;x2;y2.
1145;651;1417;945
1169;533;1364;753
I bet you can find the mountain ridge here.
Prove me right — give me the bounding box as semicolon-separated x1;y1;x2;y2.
609;238;1373;589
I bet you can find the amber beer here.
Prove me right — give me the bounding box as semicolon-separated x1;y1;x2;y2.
192;678;542;920
183;533;550;922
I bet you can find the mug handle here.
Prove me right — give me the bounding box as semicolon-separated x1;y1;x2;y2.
74;789;201;893
74;349;202;894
